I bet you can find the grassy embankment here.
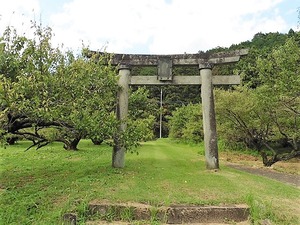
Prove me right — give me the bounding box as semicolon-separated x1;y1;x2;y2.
0;139;299;224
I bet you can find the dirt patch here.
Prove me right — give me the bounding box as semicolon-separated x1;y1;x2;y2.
272;158;300;175
226;162;300;187
220;151;300;175
219;151;300;188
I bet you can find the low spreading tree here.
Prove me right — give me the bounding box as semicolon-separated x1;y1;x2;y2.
256;37;300;164
0;23;155;159
0;23;119;150
215;88;276;159
215;37;300;166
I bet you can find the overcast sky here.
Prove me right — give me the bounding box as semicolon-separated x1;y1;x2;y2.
0;0;299;54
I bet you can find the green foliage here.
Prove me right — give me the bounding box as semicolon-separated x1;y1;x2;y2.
251;32;287;50
216;32;300;165
256;37;300;151
131;65;201;138
0;27;28;81
232;31;299;88
124;87;158;150
0;23;119;149
168;103;203;143
214;37;300;165
122;116;155;151
130;30;300;138
215;87;272;150
237;47;264;88
246;194;276;225
257;37;300;97
129;87;158;120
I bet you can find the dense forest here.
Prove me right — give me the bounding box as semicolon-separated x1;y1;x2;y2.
0;21;299;167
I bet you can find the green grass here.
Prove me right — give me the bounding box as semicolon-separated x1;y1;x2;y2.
0;139;299;224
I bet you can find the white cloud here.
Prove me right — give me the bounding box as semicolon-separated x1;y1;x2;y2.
0;0;291;54
0;0;40;35
148;0;287;53
49;0;165;52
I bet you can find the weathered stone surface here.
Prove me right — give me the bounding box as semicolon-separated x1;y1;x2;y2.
166;205;249;224
87;202;249;224
63;213;77;225
112;66;130;168
89;49;248;66
129;75;240;86
88;201;168;222
200;66;219;170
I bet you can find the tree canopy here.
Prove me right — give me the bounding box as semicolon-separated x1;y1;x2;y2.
0;23;119;150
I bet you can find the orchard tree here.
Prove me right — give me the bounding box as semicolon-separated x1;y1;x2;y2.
256;37;300;164
0;23;119;150
215;88;274;151
215;37;300;166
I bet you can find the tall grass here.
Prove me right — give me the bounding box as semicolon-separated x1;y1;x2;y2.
0;139;299;224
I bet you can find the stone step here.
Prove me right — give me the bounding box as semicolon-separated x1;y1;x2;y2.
63;202;249;224
86;221;250;225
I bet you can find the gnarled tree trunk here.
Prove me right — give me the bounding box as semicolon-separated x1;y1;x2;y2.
63;137;81;150
91;139;103;145
6;136;18;145
260;149;300;167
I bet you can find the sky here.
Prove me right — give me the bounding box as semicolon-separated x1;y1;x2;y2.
0;0;299;54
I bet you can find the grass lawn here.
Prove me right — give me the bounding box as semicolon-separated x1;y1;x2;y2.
0;139;299;224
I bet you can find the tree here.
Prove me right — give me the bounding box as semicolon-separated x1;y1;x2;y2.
214;37;300;166
0;24;119;150
215;88;273;151
256;37;300;164
168;103;203;143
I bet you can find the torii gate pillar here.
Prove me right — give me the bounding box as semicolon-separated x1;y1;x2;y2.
112;65;130;168
200;63;219;170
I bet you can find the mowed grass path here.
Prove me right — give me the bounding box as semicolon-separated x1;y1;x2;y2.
0;139;299;224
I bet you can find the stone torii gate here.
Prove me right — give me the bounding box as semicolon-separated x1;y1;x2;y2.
104;49;248;169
